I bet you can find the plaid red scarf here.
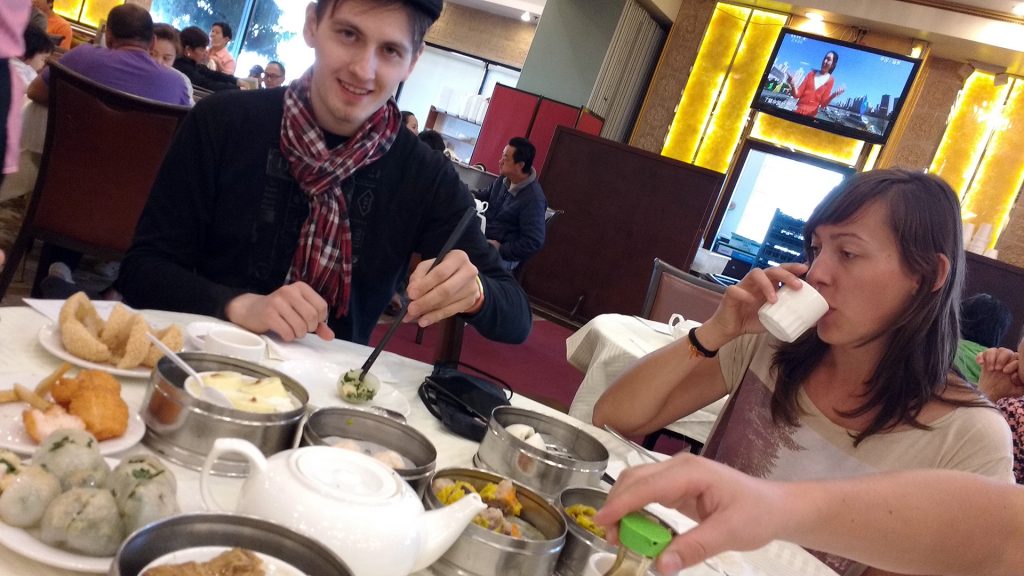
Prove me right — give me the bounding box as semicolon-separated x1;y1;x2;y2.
279;68;400;316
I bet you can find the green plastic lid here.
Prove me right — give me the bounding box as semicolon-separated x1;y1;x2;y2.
618;513;673;558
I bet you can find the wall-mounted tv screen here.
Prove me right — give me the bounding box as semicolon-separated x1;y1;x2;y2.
751;29;921;145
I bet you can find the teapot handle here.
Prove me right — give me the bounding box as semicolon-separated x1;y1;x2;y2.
201;437;268;512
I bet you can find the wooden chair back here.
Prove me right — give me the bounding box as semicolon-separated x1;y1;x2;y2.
641;258;725;325
0;63;189;299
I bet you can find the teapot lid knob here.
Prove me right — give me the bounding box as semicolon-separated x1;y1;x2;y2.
294;447;402;502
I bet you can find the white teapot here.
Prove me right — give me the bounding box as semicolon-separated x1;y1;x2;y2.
201;438;486;576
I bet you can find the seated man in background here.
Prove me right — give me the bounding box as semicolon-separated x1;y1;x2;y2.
118;0;532;346
263;60;286;88
954;292;1011;383
31;0;70;50
474;137;547;270
173;26;240;93
150;23;194;107
26;3;190;106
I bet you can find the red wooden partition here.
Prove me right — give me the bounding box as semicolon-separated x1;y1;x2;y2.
529;98;581;176
471;84;537;173
575;107;605;136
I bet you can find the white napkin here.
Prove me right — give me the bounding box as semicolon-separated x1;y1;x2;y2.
24;298;123;323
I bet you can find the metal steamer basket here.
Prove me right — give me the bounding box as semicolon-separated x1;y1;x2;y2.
300;407;437;496
141;353;308;477
424;467;567;576
111;513;352;575
474;407;609;500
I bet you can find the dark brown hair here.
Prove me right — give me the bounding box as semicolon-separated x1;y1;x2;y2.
771;169;984;444
315;0;433;47
152;23;181;57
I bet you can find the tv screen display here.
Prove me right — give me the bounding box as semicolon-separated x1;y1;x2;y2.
751;29;921;145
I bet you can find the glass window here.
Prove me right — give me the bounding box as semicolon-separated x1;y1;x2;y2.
236;0;313;85
397;46;486;129
482;64;520;98
150;0;247;54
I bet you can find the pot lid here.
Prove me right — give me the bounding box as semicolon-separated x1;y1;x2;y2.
293;447;402;503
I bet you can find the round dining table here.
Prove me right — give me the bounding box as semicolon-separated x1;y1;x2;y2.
0;305;837;576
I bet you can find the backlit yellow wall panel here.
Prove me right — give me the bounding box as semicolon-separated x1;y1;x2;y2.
694;10;786;173
750;114;863;166
930;72;1008;195
961;79;1024;251
54;0;122;26
662;3;749;164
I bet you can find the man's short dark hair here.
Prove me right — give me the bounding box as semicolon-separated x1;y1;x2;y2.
212;21;233;40
23;22;55;60
267;60;285;75
179;26;210;51
508;137;535;173
108;4;154;45
961;293;1012;348
418;129;445;152
315;0;434;47
152;23;181;56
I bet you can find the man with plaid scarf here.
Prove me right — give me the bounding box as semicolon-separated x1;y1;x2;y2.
119;0;531;345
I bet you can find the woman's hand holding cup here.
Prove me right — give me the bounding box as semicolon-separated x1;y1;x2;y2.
698;263;810;351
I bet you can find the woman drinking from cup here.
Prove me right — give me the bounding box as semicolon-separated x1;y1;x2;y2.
593;169;1013;576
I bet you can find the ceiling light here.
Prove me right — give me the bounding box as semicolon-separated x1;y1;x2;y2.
805;12;824;22
1013;3;1024;16
521;11;532;22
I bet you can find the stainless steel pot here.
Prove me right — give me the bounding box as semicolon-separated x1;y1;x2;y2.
474;407;609;500
141;353;308;476
300;407;437;496
111;513;352;575
555;487;616;576
424;467;567;576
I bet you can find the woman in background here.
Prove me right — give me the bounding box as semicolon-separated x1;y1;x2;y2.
786;50;845;117
978;336;1024;483
0;0;31;188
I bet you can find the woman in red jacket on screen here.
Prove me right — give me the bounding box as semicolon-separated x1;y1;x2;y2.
785;50;845;117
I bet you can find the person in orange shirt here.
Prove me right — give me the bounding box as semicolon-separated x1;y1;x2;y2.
31;0;72;50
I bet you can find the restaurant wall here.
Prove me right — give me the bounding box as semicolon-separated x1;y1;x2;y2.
426;3;537;69
629;0;716;153
517;0;627;107
877;56;963;171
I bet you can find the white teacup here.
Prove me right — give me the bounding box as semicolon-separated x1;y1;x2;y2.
203;326;266;362
474;199;488;214
757;279;828;343
668;313;702;340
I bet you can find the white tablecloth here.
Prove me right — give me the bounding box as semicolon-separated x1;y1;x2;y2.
0;306;834;576
566;314;727;445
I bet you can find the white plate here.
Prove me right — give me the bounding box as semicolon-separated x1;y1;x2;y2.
142;546;306;575
37;321;151;379
0;457;120;574
0;380;145;456
276;360;411;416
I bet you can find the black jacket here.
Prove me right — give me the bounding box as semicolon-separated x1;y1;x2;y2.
173;56;239;93
119;88;531;345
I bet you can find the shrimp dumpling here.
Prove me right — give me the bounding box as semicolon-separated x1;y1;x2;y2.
373;449;408;470
0;465;60;527
504;424;535;441
40;487;124;557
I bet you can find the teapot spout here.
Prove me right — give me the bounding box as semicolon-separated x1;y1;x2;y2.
411;493;486;572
